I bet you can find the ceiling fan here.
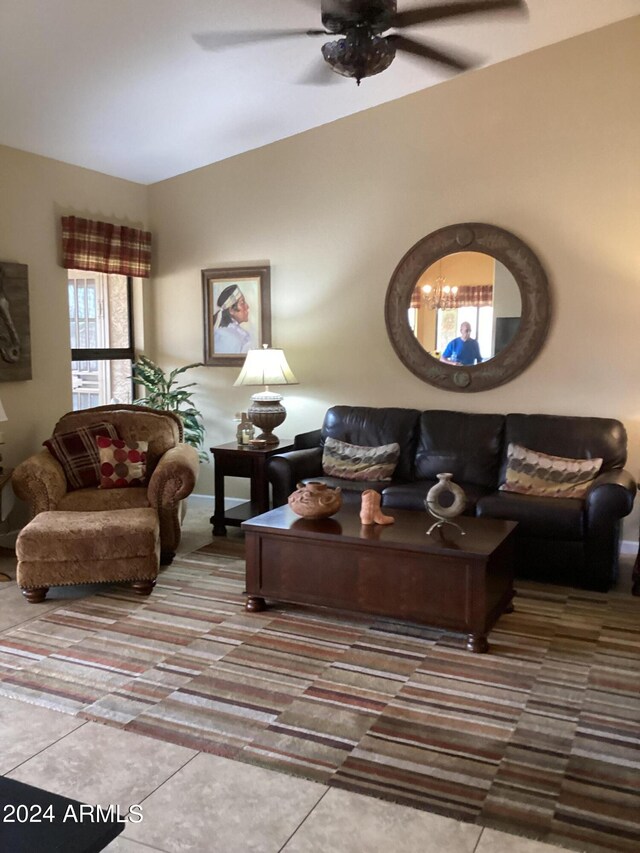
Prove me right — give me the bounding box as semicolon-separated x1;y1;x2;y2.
194;0;528;86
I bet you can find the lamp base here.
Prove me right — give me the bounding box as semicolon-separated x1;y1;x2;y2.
248;392;286;445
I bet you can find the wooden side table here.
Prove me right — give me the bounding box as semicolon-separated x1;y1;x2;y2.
210;441;294;536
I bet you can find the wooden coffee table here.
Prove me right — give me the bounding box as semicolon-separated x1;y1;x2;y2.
243;505;517;653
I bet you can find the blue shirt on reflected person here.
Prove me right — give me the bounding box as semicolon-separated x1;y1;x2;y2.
442;336;482;365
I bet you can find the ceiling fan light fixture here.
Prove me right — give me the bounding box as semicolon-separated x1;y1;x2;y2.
321;32;396;84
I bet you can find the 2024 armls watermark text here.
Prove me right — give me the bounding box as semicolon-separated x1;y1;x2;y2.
3;804;143;823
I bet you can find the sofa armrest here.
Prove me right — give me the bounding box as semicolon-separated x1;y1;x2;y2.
294;429;322;450
147;443;199;509
585;468;636;536
269;447;324;507
12;451;68;515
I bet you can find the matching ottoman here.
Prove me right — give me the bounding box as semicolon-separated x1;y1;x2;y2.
16;508;160;603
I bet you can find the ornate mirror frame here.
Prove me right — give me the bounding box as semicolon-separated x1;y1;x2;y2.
384;222;551;392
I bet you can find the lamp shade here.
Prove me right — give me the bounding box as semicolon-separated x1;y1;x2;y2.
0;398;7;423
234;347;298;388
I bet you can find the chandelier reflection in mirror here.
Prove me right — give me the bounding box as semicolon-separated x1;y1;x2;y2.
417;261;458;311
421;277;458;311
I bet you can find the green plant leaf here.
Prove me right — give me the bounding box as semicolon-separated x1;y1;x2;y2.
130;356;208;462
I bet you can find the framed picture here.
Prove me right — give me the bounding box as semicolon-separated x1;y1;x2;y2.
0;261;32;381
202;265;271;366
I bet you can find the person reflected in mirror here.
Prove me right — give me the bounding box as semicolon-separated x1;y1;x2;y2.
213;285;254;354
440;321;482;366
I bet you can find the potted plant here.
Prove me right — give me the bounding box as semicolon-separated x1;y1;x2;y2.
131;355;208;461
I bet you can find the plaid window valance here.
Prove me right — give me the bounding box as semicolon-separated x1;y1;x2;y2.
61;216;152;278
410;284;494;310
453;285;493;308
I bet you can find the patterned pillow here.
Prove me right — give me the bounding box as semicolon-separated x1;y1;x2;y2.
499;443;603;499
97;436;148;489
43;422;120;490
322;437;400;482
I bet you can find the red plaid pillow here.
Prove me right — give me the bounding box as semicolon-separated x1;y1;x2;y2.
43;422;120;490
97;436;148;489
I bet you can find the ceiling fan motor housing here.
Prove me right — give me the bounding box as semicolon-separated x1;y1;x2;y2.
321;0;397;35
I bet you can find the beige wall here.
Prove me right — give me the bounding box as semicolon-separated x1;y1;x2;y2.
2;18;638;539
0;145;148;526
147;17;640;535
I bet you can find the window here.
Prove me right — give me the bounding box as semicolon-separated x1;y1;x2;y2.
437;305;493;361
68;271;135;409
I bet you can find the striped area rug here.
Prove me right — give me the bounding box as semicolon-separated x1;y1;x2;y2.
0;544;638;853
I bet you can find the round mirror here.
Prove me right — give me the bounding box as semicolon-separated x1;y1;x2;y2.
385;223;551;392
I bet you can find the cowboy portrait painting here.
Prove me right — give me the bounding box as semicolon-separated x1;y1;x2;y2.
202;265;271;367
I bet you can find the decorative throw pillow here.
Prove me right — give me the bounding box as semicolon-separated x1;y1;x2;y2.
322;437;400;482
43;422;120;490
499;443;603;499
97;436;148;489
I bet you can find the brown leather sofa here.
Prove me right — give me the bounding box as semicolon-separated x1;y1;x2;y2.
12;404;200;565
268;406;636;591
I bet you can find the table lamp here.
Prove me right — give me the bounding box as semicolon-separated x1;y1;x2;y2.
234;346;298;445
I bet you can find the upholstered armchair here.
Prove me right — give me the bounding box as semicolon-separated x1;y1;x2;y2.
12;404;200;564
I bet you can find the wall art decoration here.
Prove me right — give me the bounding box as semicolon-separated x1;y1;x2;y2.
0;262;31;381
202;265;271;367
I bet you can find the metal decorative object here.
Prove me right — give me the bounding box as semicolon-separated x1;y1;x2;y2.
425;473;466;536
385;222;551;392
321;31;395;84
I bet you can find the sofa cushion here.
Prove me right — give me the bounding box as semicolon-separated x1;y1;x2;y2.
414;411;505;488
500;443;602;499
43;422;120;490
382;480;491;515
499;414;627;482
321;406;420;482
322;437;400;482
476;491;585;539
97;436;148;489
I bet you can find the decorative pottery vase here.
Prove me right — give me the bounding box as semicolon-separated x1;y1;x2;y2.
288;482;342;519
425;473;466;536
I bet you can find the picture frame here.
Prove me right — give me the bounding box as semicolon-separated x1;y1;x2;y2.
202;265;271;366
0;261;32;381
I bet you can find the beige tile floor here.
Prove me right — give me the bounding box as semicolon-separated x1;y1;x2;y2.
2;494;630;852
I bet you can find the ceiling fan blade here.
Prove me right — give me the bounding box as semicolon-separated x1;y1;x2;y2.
193;29;327;52
392;0;527;29
297;57;342;85
388;34;474;71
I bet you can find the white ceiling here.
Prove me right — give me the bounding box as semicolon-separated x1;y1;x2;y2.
1;0;638;184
